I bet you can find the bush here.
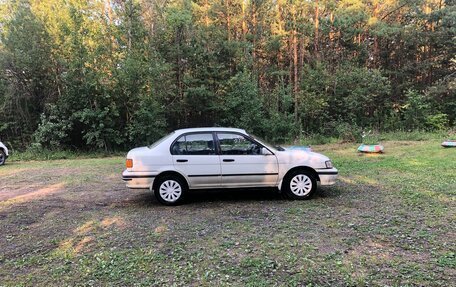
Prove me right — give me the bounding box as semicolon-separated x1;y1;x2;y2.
298;134;338;145
401;89;431;130
361;130;381;145
221;71;265;135
378;130;447;141
33;104;72;149
74;106;125;150
330;66;391;128
127;97;167;146
426;113;449;131
262;112;297;144
9;145;123;162
321;121;362;143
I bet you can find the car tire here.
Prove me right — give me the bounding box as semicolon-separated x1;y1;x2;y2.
0;150;5;166
283;170;317;200
154;175;187;206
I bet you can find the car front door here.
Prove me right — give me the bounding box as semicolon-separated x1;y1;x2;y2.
171;132;221;189
216;132;279;188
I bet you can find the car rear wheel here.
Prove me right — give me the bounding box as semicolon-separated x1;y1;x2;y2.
154;175;187;205
0;150;5;166
283;170;317;200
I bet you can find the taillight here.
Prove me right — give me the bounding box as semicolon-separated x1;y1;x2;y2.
126;159;133;168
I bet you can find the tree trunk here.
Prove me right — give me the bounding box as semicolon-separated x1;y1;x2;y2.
225;0;230;41
204;0;209;27
314;0;319;58
242;0;247;39
292;6;299;125
127;0;132;51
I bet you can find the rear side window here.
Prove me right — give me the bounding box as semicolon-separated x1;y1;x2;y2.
171;133;215;155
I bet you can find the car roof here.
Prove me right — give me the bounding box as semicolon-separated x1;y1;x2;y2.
174;127;247;135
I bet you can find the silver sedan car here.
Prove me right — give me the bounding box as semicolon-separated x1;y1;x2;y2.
122;127;338;205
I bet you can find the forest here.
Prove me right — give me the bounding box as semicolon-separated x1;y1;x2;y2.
0;0;454;150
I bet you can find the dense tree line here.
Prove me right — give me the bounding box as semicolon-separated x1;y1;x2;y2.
0;0;454;150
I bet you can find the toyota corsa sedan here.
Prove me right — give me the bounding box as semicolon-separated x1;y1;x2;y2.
122;127;338;205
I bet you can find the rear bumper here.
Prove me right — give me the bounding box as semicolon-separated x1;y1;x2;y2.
316;168;338;186
122;170;156;189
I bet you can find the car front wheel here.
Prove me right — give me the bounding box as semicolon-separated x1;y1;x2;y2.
154;175;187;205
0;150;5;166
283;170;317;200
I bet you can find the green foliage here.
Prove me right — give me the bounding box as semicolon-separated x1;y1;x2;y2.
298;134;339;146
426;73;456;126
0;0;56;144
127;97;167;146
262;112;296;144
426;113;449;131
75;106;124;150
378;130;448;142
396;89;450;131
330;66;391;128
33;104;72;149
335;122;362;143
166;5;193;29
437;252;456;268
401;89;431;130
299;63;331;132
361;130;381;145
221;71;265;135
8;147;122;162
0;0;454;150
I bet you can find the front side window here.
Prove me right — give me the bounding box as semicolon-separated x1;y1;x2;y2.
217;133;262;155
171;133;215;155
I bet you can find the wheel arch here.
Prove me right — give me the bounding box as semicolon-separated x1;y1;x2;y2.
152;170;189;191
0;147;6;158
278;166;320;191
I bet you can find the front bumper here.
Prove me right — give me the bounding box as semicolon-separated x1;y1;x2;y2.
122;170;156;189
316;168;338;185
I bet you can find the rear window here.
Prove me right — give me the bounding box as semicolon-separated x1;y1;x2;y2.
171;133;215;155
149;132;175;149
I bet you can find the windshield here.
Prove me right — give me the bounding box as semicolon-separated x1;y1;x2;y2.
149;132;175;148
249;134;284;152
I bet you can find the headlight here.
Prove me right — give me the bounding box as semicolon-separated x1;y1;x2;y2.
325;160;333;168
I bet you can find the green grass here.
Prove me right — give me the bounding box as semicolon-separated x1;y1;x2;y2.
296;130;451;146
7;148;125;162
0;139;455;286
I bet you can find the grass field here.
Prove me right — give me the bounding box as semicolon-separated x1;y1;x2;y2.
0;140;455;286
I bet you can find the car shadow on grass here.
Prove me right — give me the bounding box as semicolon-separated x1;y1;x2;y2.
124;184;345;207
186;183;346;204
317;184;345;198
186;188;281;204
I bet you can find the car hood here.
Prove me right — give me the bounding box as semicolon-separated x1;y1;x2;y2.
275;149;330;167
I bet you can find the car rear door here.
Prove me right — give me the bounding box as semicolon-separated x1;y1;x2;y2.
171;132;221;189
216;132;279;188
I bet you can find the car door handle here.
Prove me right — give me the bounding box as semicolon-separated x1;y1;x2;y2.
176;159;188;163
223;159;235;162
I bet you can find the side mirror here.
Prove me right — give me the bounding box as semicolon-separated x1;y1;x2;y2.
261;147;272;155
